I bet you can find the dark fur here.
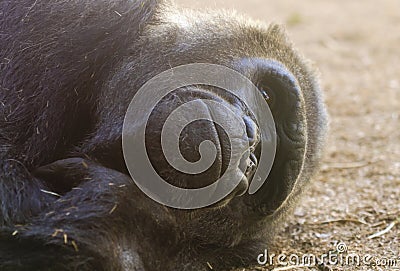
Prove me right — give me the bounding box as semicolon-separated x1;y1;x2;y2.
0;0;328;270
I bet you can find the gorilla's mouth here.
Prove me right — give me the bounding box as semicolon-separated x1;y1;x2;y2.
211;118;261;207
239;152;259;195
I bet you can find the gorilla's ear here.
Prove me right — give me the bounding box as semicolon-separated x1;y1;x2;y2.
236;58;307;216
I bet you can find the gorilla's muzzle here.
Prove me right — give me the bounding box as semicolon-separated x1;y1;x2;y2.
145;85;260;204
144;58;306;211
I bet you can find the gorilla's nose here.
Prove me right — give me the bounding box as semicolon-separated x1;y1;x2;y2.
144;86;260;202
244;116;260;153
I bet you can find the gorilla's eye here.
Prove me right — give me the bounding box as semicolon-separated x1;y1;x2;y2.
258;85;275;109
260;89;270;101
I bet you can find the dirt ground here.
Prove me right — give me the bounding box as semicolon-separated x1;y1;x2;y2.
175;1;400;270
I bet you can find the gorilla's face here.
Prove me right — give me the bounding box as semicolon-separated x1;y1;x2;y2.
109;11;308;214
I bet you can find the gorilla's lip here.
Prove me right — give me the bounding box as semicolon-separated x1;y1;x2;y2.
237;151;259;195
209;150;259;209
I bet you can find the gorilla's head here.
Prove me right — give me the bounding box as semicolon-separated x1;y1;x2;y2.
100;7;322;217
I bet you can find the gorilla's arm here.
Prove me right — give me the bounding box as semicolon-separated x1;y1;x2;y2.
0;159;158;271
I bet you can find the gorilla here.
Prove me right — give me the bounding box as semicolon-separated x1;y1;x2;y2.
0;0;328;270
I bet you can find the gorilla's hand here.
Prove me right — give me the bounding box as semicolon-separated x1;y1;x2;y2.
1;158;173;271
